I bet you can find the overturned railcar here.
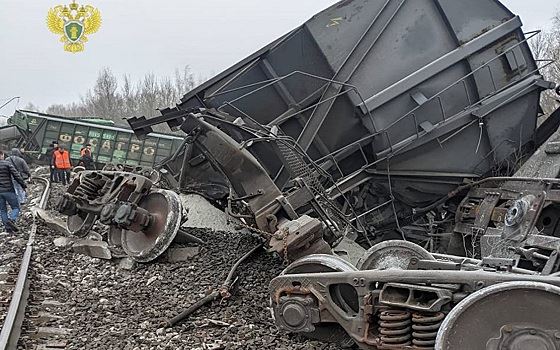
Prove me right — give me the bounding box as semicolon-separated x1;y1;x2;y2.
130;0;556;241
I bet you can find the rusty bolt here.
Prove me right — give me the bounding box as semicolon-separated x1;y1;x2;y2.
503;325;513;333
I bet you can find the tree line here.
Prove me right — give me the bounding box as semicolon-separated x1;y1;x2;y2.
30;66;200;127
530;11;560;114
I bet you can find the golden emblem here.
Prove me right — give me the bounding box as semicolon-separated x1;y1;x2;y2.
46;1;102;53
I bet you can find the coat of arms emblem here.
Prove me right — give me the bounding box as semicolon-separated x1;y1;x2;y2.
46;1;102;53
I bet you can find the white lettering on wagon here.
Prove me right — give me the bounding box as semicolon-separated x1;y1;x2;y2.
58;134;156;156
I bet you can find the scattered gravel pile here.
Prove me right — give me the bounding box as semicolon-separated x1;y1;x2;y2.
46;182;68;211
27;220;340;349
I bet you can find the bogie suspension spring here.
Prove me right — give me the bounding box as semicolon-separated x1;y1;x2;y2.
411;312;445;349
74;173;105;199
378;309;412;349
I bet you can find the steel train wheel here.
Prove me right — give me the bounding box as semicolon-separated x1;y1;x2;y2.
283;254;360;313
67;212;97;238
357;240;434;270
279;254;358;347
121;189;182;262
282;254;357;274
435;281;560;350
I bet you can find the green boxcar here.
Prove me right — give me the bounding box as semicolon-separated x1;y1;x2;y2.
10;110;184;167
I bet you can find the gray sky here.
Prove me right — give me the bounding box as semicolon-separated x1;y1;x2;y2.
0;0;558;116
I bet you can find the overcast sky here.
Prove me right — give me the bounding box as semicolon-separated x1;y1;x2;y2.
0;0;558;116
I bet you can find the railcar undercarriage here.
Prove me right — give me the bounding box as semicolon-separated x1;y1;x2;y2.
270;179;560;349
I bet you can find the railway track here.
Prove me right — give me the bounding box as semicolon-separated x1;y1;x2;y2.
0;177;52;350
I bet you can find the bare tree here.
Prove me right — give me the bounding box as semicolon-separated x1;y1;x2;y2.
530;31;552;62
137;73;160;118
88;67;120;119
159;76;179;110
174;66;197;96
529;10;560;115
121;74;137;118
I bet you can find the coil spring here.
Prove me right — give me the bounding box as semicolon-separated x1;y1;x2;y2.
378;309;412;348
412;312;445;349
74;174;103;199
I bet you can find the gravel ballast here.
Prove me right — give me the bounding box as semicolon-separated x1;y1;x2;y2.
0;180;46;327
23;212;340;349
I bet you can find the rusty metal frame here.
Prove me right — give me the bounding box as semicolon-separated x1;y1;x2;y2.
270;268;560;349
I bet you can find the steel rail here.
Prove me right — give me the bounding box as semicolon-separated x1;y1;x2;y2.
0;176;51;350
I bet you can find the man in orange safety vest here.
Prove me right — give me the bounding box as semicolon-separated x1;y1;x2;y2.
52;145;72;185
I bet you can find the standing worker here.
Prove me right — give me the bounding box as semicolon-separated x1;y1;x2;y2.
46;141;59;183
6;148;30;204
80;143;95;170
0;150;27;233
53;145;72;185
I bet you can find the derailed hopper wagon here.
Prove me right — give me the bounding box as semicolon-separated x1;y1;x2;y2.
129;0;557;245
57;0;560;348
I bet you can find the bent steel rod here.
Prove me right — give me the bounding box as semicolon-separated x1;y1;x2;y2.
0;177;50;350
166;243;263;327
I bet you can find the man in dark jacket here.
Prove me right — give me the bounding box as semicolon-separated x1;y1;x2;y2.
7;148;30;204
46;141;59;183
0;150;27;233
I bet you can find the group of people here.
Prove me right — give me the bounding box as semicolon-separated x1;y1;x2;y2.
0;141;97;234
0;149;30;234
46;141;94;185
